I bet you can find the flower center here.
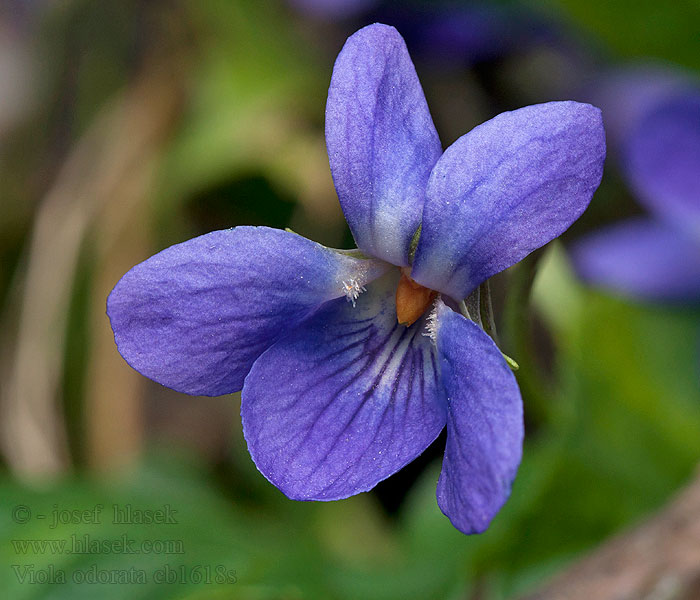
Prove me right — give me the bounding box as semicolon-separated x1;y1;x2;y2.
395;269;437;327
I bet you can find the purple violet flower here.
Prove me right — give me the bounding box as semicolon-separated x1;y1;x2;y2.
107;24;605;534
583;65;693;150
373;2;555;65
287;0;379;20
574;83;700;302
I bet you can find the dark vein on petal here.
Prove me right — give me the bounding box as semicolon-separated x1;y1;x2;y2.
283;322;397;467
301;324;411;484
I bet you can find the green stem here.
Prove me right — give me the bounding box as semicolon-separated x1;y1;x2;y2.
479;279;499;345
465;286;482;328
458;299;471;320
462;284;518;371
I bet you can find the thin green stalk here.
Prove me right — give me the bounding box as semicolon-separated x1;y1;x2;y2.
465;286;482;328
458;299;471;320
479;279;498;345
463;283;518;371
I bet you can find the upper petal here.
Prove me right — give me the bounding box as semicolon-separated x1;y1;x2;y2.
432;301;524;534
573;218;700;302
411;101;605;300
325;23;443;266
107;226;390;396
623;92;700;238
241;270;447;500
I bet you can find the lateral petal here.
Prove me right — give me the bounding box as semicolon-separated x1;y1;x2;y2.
432;302;524;534
107;226;390;396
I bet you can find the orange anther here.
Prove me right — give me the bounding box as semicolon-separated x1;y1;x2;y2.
395;272;437;326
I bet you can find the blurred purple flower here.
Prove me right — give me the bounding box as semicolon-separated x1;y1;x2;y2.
574;74;700;302
375;2;555;65
287;0;379;20
108;25;605;534
290;0;554;65
584;65;693;151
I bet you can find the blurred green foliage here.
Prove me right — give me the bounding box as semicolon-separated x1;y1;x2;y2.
548;0;700;69
3;249;699;600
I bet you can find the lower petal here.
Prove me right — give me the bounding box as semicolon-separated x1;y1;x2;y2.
573;218;700;302
432;302;524;534
241;271;447;500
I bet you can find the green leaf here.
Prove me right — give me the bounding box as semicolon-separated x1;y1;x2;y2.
544;0;700;69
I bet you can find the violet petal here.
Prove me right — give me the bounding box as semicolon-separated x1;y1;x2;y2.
241;271;447;500
433;302;524;534
107;226;390;396
412;101;605;300
325;23;442;266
